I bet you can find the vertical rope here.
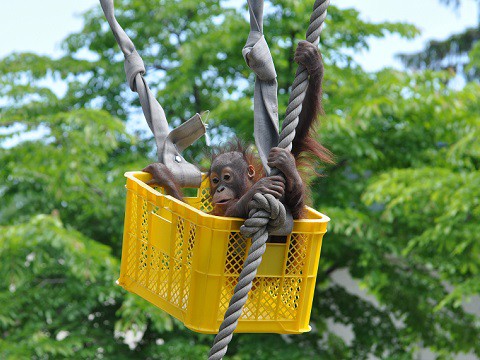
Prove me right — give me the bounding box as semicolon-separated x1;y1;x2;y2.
278;0;330;151
208;1;330;359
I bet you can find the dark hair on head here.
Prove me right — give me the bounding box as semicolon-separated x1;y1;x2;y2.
205;137;264;181
210;137;248;160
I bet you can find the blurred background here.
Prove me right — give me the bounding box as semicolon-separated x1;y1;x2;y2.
1;0;479;359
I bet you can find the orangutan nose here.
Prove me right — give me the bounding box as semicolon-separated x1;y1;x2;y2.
217;186;226;193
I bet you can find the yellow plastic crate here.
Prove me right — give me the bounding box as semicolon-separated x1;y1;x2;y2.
118;171;329;334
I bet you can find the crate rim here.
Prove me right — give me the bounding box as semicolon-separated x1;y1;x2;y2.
124;171;331;225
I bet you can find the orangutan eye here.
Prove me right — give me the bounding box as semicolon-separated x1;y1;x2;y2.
223;174;231;181
212;177;219;184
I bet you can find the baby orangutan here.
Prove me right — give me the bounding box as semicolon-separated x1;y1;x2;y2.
143;40;333;219
207;144;305;218
144;143;303;218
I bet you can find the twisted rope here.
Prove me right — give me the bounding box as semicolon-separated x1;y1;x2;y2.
278;0;330;151
208;1;330;359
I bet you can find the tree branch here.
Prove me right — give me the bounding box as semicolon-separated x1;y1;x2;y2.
36;278;66;287
192;82;202;114
81;176;105;197
324;263;340;276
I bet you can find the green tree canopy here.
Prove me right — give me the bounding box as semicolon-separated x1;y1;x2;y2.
398;0;480;80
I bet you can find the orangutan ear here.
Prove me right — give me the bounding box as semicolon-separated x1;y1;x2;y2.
247;165;255;179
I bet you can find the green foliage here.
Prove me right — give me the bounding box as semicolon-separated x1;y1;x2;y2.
398;0;480;79
0;216;206;358
0;215;123;358
398;27;480;78
0;109;144;249
466;40;480;79
0;0;479;359
317;60;480;359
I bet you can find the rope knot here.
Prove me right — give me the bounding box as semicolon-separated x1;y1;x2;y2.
124;50;146;91
240;193;287;238
242;33;277;81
